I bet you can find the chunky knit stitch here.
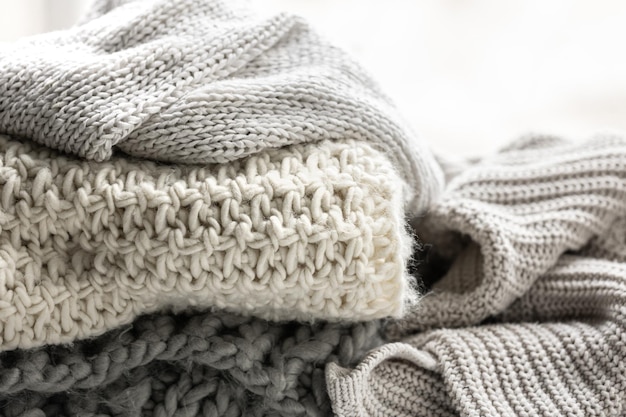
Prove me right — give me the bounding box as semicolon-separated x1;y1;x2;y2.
0;0;443;213
0;134;415;351
328;134;626;416
0;310;382;417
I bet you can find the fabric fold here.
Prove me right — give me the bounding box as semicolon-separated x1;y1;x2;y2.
390;134;626;335
329;255;626;416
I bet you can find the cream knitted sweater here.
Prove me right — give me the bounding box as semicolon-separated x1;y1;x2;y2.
328;135;626;416
0;135;415;351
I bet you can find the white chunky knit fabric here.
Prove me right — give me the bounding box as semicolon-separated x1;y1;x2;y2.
0;0;443;213
0;135;415;351
328;135;626;416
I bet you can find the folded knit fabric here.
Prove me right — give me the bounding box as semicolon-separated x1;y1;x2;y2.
0;134;415;351
0;0;443;213
328;134;626;416
0;310;382;417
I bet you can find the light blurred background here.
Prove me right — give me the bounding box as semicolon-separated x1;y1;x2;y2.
2;0;626;156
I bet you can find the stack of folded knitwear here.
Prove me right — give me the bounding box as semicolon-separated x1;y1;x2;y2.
1;1;625;416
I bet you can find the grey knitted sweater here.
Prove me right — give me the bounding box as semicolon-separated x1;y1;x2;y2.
0;0;442;213
329;134;626;416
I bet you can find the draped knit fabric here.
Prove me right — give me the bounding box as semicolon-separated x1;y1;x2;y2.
328;135;626;416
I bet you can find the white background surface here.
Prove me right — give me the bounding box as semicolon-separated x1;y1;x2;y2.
2;0;626;156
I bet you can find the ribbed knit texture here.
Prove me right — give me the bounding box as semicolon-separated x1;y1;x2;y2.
328;134;626;416
0;310;383;417
0;0;443;213
0;134;417;352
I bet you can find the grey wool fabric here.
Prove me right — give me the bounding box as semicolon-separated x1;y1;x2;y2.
0;310;382;417
328;135;626;416
0;0;443;213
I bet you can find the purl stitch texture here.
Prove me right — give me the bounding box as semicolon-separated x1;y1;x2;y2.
0;310;383;417
328;135;626;416
0;135;414;351
0;0;443;213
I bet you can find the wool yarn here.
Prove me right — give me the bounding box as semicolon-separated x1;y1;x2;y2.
0;310;383;417
0;0;443;213
328;134;626;416
0;134;415;352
